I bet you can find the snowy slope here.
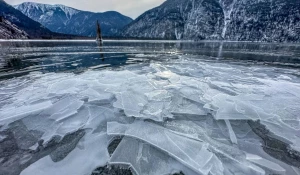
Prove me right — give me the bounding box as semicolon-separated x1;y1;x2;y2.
121;0;300;42
14;2;133;37
14;2;80;24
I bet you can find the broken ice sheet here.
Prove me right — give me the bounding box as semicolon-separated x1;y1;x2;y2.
38;104;110;146
107;120;224;175
110;137;199;175
145;90;171;101
225;120;238;144
1;53;300;175
113;88;173;122
48;78;80;95
206;94;266;120
155;70;181;83
21;132;109;175
48;96;84;122
80;88;113;103
170;94;207;116
0;100;53;125
261;119;300;153
246;153;285;174
55;105;105;135
162;120;284;175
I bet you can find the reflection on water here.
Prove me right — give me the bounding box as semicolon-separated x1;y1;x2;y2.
218;42;223;59
0;40;300;80
97;42;105;61
5;58;22;69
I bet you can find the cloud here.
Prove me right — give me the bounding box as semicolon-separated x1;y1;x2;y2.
6;0;165;19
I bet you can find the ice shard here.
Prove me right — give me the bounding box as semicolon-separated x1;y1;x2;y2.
107;120;224;175
110;137;199;175
21;133;109;175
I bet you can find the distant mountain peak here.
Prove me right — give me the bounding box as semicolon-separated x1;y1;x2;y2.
14;2;133;37
0;0;80;39
14;2;80;20
0;0;54;38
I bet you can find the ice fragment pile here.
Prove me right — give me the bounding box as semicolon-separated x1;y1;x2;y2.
0;56;300;175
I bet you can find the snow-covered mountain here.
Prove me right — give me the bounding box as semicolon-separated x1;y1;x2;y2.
0;16;29;39
14;2;133;37
121;0;300;42
0;0;59;39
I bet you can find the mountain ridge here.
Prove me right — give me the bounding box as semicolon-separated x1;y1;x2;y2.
0;0;55;38
121;0;300;42
14;2;133;37
0;0;80;39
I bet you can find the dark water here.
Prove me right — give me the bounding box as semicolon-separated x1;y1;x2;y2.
0;40;300;80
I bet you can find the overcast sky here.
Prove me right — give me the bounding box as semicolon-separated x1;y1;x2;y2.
6;0;165;19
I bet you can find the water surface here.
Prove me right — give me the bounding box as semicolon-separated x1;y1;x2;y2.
1;40;300;79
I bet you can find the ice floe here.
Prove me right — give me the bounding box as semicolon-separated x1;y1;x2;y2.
0;56;300;175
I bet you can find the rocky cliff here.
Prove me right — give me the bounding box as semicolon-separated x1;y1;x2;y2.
121;0;300;42
0;16;29;39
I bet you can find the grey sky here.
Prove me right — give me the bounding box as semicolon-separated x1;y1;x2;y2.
6;0;165;19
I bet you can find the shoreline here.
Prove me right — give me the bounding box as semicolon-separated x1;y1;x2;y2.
0;39;299;46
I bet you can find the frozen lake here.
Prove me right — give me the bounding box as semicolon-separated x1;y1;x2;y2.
0;40;300;175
